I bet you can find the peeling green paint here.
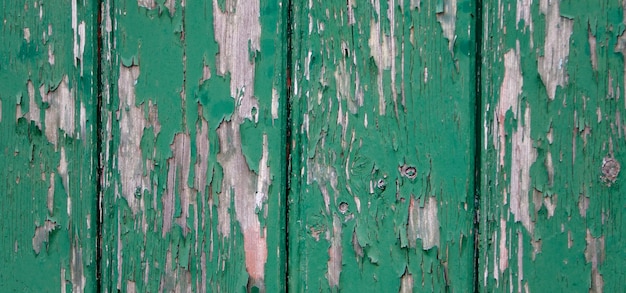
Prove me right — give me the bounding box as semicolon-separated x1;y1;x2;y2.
288;0;477;291
100;0;287;291
0;0;98;291
480;0;626;291
3;0;626;291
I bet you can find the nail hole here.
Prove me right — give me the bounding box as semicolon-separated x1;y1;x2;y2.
376;179;386;190
399;165;417;179
339;202;349;213
601;156;620;186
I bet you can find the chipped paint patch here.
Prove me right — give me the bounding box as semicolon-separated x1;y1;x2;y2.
589;28;598;71
517;231;524;291
256;135;271;210
334;59;359;114
271;88;279;120
327;214;342;288
40;76;75;146
164;133;192;237
26;80;40;127
77;21;85;75
368;0;393;115
585;230;605;293
538;0;573;100
71;0;86;74
32;220;57;254
436;0;458;53
47;173;55;214
495;48;523;168
399;271;414;293
407;196;440;250
48;44;55;65
498;218;508;272
71;240;86;292
211;5;272;286
58;147;70;216
510;106;536;233
216;120;268;288
137;0;156;9
194;106;210;241
213;0;261;121
307;155;338;213
516;0;533;32
80;102;86;140
116;65;159;214
578;194;589;218
127;281;136;293
23;27;31;42
494;46;537;233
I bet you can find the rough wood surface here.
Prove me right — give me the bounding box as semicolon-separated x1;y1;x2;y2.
288;0;478;291
480;0;626;291
0;0;98;291
99;0;288;292
3;0;626;291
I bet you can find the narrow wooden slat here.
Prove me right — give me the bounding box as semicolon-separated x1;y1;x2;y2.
0;0;99;291
289;0;478;291
100;0;288;291
480;0;626;291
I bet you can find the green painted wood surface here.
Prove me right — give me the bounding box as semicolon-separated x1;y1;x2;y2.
288;0;478;291
479;0;626;291
99;0;288;291
3;0;626;292
0;0;99;291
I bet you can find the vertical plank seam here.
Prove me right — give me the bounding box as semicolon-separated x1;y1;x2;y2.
473;0;484;291
95;0;104;292
285;0;294;290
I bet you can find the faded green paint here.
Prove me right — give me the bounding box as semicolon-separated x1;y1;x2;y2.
288;0;477;291
480;0;626;291
0;0;99;291
99;0;287;292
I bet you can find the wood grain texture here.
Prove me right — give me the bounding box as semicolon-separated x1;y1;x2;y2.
288;0;478;291
99;0;288;292
480;0;626;291
0;0;99;291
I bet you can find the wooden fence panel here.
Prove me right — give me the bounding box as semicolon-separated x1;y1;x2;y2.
0;0;99;291
289;0;478;291
480;0;626;291
4;0;626;291
99;0;288;291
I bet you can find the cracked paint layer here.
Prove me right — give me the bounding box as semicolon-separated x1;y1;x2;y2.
289;0;477;291
100;0;287;291
481;0;626;291
0;0;98;290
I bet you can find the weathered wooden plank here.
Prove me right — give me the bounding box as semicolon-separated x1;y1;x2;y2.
0;0;99;291
480;0;626;291
100;0;288;291
289;0;478;291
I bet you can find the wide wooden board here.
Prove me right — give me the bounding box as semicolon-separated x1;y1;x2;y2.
289;0;478;291
99;0;288;291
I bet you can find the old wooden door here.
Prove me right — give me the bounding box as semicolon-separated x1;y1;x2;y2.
1;0;625;292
